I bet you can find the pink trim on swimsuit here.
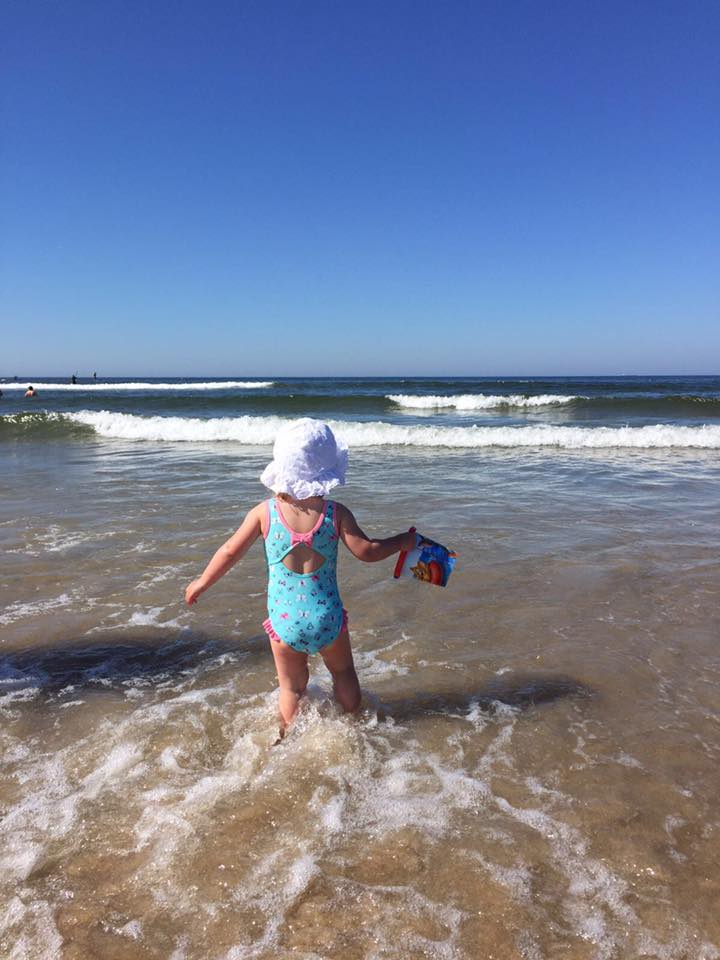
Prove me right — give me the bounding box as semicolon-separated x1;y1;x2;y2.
262;499;271;540
263;608;348;647
274;498;329;547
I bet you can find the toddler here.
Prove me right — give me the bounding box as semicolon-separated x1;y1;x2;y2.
185;418;415;733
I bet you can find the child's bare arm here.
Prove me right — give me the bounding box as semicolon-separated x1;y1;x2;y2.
337;503;415;563
185;503;264;604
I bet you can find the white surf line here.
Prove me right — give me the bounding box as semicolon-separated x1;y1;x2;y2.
62;410;720;448
388;392;581;409
0;380;273;391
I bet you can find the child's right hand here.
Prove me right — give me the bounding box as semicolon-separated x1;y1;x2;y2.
185;579;205;605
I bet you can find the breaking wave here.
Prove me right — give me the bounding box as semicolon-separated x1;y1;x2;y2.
0;380;273;391
22;410;720;449
388;393;580;409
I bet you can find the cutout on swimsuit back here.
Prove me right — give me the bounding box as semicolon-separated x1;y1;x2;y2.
281;542;326;574
272;498;329;573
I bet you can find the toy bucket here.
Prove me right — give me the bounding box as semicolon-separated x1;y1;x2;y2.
393;529;457;587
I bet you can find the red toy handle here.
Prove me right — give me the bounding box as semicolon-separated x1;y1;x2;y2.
393;527;416;579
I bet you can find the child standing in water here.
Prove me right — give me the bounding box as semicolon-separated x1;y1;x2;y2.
185;418;415;733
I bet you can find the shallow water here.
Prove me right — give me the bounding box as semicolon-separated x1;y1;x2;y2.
2;431;720;960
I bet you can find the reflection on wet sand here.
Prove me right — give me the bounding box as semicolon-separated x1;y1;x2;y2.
378;674;593;721
0;631;264;695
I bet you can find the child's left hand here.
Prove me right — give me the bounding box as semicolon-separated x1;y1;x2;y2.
185;579;204;605
400;528;418;552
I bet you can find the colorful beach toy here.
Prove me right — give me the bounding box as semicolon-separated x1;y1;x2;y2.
393;529;457;587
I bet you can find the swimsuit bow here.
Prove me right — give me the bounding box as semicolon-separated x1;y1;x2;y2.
290;531;315;547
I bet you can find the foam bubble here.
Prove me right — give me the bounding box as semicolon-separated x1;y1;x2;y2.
352;644;410;680
117;919;143;940
125;606;185;629
316;790;346;833
82;743;144;800
137;565;186;590
0;754;77;882
472;853;533;901
36;525;100;553
169;940;190;960
0;593;73;626
0;897;63;960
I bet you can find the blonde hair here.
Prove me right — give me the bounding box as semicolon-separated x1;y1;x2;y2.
275;491;325;503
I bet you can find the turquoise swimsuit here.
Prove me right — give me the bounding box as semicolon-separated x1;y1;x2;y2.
262;498;347;654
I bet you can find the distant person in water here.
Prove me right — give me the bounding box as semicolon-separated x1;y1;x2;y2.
71;374;77;384
93;371;97;380
25;386;37;397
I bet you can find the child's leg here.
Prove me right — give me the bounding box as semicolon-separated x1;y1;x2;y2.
320;627;361;714
269;638;309;732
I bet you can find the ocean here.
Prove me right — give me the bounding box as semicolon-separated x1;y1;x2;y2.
1;375;719;959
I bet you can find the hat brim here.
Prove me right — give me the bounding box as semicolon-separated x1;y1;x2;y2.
260;440;348;500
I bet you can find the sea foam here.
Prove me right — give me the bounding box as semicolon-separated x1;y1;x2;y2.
388;393;580;409
63;410;720;449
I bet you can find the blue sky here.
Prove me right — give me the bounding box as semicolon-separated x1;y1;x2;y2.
2;0;718;376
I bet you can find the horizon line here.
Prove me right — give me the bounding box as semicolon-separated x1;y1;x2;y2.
2;372;719;380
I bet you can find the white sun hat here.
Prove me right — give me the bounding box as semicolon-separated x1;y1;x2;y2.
260;418;348;500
